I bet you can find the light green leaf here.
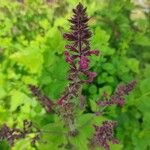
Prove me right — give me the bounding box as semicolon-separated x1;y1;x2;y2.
12;138;35;150
10;90;31;112
10;46;43;74
126;58;139;73
38;123;66;150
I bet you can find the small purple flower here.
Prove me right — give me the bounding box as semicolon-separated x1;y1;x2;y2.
111;95;125;107
86;71;97;83
85;50;100;56
97;100;113;106
57;95;66;106
116;98;125;106
65;45;77;52
79;56;89;70
64;51;73;63
63;33;77;41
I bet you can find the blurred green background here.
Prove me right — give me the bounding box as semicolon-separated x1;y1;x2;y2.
0;0;150;150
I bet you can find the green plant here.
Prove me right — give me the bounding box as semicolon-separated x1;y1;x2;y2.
0;3;137;150
0;0;149;150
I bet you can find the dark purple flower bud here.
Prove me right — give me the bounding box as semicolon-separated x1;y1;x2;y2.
85;50;100;56
97;100;113;106
116;80;137;96
65;45;78;52
95;111;103;116
76;2;84;11
125;80;137;94
57;95;66;106
112;139;119;144
81;30;92;39
63;33;77;41
79;56;89;70
115;85;126;96
64;51;73;63
86;71;97;83
115;97;125;106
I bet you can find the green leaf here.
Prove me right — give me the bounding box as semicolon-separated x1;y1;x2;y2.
109;143;123;150
99;86;112;96
38;123;66;150
92;27;110;45
0;86;7;99
10;90;31;112
39;19;50;30
102;63;116;75
89;85;97;94
98;72;108;84
134;34;150;46
132;129;150;150
140;78;150;94
90;100;97;112
70;114;94;150
0;106;9;123
12;138;34;150
126;58;139;73
142;113;150;130
10;46;44;74
0;140;10;150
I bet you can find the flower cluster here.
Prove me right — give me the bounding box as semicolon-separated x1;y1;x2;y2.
89;121;119;150
63;2;100;84
97;80;137;107
0;120;40;146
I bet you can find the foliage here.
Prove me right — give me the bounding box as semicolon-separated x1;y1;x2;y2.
0;0;150;150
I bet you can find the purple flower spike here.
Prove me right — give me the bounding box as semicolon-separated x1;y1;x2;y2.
63;2;100;83
57;3;100;108
89;121;119;150
56;2;100;130
97;80;137;107
29;85;54;113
